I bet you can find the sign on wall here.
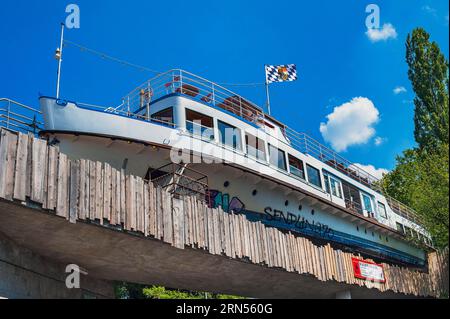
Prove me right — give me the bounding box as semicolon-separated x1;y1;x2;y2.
352;258;385;283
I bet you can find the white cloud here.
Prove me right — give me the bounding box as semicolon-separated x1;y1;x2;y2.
374;137;386;146
349;163;389;181
422;5;437;15
366;23;398;42
393;86;407;94
320;97;380;152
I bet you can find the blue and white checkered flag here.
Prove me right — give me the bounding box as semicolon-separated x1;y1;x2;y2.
265;64;298;84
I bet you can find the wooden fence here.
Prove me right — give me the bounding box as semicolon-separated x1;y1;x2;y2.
0;128;448;298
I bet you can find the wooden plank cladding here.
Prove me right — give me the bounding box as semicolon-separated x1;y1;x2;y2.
0;128;448;298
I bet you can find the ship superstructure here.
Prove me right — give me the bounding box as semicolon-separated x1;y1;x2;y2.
36;69;433;267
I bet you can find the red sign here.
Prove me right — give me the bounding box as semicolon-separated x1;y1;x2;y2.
352;258;385;283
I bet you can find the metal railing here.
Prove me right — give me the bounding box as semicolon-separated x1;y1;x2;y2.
122;69;265;125
151;163;209;201
120;70;424;228
285;130;424;226
0;98;43;135
76;101;176;128
344;199;365;216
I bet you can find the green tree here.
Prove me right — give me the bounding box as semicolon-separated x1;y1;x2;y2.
406;28;449;152
382;28;449;249
381;145;449;248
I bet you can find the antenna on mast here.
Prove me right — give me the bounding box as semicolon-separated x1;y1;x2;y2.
55;23;65;99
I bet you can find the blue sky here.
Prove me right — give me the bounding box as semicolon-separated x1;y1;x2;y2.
1;0;448;174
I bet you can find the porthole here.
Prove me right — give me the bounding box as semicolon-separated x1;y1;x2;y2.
299;205;303;211
311;209;315;216
224;181;230;188
357;226;359;232
372;232;375;237
285;200;289;207
252;190;258;196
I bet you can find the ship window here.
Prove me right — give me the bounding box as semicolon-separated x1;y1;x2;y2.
268;144;287;171
245;133;266;161
396;222;405;234
306;164;322;188
377;202;387;219
185;109;214;140
324;172;342;198
331;177;342;198
288;155;305;179
218;120;242;151
151;107;173;126
324;173;330;193
362;193;373;213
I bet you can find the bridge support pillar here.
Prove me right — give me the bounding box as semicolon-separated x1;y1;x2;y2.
0;232;115;299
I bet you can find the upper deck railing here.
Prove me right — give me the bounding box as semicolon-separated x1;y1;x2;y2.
121;69;265;124
121;70;425;228
0;98;43;134
286;129;424;226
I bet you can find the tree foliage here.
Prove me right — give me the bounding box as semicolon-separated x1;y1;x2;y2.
382;28;449;249
381;145;449;248
406;28;449;152
115;282;244;299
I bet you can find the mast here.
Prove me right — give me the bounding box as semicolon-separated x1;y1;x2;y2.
55;23;65;99
265;81;271;115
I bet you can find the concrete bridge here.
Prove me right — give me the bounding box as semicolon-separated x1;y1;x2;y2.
0;128;448;299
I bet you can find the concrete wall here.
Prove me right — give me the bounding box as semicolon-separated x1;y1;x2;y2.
0;232;115;299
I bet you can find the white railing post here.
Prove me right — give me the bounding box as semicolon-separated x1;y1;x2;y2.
179;70;183;94
304;135;309;154
239;97;243;117
146;81;151;121
6;100;11;129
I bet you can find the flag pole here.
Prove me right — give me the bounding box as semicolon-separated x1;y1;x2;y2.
265;81;271;115
264;65;271;115
56;23;65;99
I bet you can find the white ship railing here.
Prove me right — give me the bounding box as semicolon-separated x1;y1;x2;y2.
121;70;425;228
285;128;424;226
76;101;176;128
121;69;265;124
0;98;43;134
